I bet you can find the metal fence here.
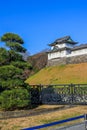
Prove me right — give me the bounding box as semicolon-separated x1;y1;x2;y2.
30;84;87;105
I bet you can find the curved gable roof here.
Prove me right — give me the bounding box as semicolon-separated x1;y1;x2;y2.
49;36;77;46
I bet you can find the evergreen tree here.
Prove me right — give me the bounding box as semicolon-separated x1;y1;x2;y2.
0;33;31;110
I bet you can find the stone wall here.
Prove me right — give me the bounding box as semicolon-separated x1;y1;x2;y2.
47;54;87;66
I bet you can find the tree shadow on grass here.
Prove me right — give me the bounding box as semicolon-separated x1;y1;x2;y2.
41;85;62;105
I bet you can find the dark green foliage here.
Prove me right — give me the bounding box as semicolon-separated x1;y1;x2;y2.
0;48;9;65
8;50;23;62
0;89;30;110
1;33;24;44
0;65;22;79
11;61;32;69
1;33;26;53
0;79;24;90
0;32;32;110
0;64;30;90
6;42;26;52
0;65;23;89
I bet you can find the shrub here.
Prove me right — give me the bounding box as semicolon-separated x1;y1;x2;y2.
0;88;30;110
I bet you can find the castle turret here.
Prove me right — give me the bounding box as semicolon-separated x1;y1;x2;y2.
48;36;77;60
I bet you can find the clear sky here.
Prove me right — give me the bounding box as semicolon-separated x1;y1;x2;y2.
0;0;87;55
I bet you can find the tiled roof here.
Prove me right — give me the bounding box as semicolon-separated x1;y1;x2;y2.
72;44;87;51
49;36;77;46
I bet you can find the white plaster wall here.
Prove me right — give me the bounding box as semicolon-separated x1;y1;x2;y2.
48;47;87;60
67;48;87;57
51;43;74;50
61;50;67;57
48;51;61;60
48;50;68;60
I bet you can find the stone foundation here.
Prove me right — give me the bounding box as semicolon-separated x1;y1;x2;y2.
47;54;87;66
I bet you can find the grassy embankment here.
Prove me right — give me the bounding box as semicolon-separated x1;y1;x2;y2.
26;63;87;85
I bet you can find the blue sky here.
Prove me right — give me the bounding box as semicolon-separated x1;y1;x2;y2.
0;0;87;55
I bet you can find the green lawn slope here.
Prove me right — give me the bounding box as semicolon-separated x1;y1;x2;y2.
26;63;87;85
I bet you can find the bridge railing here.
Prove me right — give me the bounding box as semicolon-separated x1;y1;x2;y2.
22;114;87;130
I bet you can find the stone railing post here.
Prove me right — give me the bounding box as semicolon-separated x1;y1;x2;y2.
84;114;87;130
